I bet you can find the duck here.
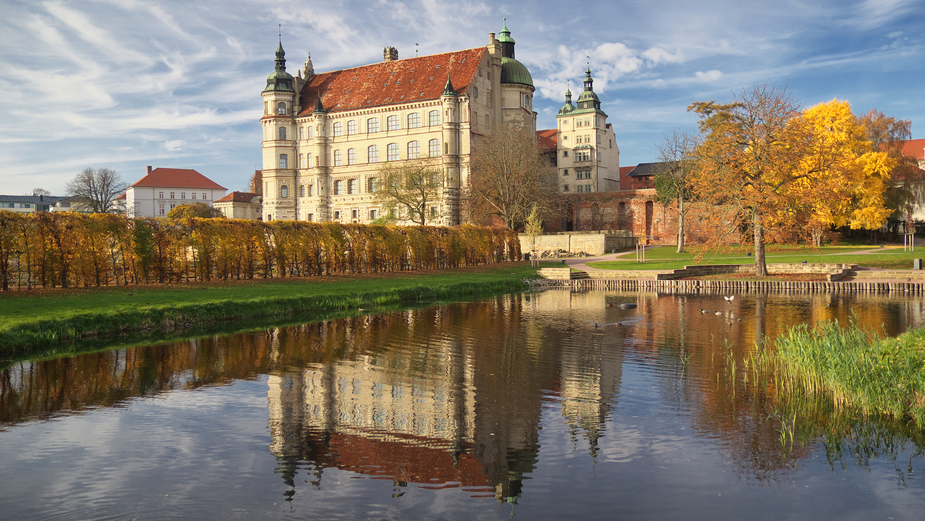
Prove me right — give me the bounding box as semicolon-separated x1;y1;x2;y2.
724;295;735;302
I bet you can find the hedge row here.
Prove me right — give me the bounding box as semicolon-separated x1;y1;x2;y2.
0;212;521;290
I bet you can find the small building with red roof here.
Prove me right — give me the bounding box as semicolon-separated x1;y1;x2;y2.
126;166;227;218
214;191;262;220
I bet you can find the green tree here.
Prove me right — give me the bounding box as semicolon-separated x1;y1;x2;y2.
372;157;443;226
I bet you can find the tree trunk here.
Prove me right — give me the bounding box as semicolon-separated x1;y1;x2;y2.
676;197;686;253
753;208;767;277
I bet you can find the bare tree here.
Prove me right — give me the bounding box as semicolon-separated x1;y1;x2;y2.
372;157;443;226
65;168;128;213
469;125;559;230
653;129;699;253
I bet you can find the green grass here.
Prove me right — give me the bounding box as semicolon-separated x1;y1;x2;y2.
584;244;923;271
760;320;925;425
0;264;539;357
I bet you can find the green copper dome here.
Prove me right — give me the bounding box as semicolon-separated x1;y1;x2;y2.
501;57;533;87
264;41;294;93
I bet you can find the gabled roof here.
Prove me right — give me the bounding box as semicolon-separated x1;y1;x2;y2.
536;129;557;151
619;166;636;177
130;168;226;190
902;138;925;159
627;162;671;177
216;191;260;203
297;48;486;117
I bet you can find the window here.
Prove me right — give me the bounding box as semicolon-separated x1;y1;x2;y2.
170;203;176;210
408;113;421;128
334;211;341;220
367;117;379;133
368;177;378;193
158;192;164;199
299;185;305;197
180;192;185;199
348;179;356;194
170;192;175;199
333;121;343;136
158;203;165;215
563;184;569;192
347;120;357;135
299;127;304;140
368;145;379;163
202;193;207;200
347;148;356;165
430;206;438;217
334;150;343;166
300;153;305;168
563;169;569;176
597;134;602;144
387;142;399;161
334;180;343;195
279;154;288;168
307;126;313;139
277;102;286;115
369;209;377;220
280;185;288;198
563;151;568;157
351;209;358;220
407;140;420;159
387;115;399;131
308;213;314;222
278;127;286;140
308;185;314;197
429;139;440;157
307;153;313;168
473;87;478;98
428;110;441;126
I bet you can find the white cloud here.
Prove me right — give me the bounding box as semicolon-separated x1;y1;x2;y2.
695;70;723;82
163;139;186;152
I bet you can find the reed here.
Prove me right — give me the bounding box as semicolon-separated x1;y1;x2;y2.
766;319;925;425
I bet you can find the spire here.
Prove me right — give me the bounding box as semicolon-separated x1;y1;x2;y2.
302;53;314;79
264;37;294;93
314;96;327;114
557;87;575;116
442;76;457;97
583;67;593;92
275;41;286;72
498;18;515;59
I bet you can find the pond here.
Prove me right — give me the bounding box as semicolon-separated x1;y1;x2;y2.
2;288;925;520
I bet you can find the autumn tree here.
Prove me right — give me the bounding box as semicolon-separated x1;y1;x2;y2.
653;129;699;253
859;109;924;227
372;157;443;226
689;84;807;276
65;168;128;214
786;99;893;246
469;125;559;230
167;202;224;220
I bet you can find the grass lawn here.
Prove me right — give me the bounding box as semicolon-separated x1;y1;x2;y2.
584;244;923;271
0;263;539;356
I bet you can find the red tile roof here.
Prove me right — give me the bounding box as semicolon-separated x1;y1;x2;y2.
536;128;557;150
216;191;260;203
130;168;226;190
902;138;925;159
297;48;487;116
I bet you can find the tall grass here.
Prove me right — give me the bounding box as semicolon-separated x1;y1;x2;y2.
764;319;925;425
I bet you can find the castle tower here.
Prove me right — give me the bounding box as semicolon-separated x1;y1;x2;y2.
261;40;297;221
496;20;536;135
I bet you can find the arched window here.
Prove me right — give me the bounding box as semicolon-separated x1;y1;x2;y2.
347;120;357;135
277;102;286;115
280;185;289;198
428;110;441;126
407;113;421;128
307;153;313;168
367;117;379;133
299;153;305;168
387;143;399;161
429;139;440;157
334;150;343;166
333;121;343;137
387;115;399;131
368;145;379;163
407;140;420;159
278;127;286;140
279;154;288;169
347;148;356;165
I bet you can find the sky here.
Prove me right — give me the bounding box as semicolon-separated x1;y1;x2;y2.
1;0;923;196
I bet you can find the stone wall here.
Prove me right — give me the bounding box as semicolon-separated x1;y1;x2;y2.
520;230;636;257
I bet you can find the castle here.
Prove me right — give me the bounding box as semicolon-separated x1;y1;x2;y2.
259;22;618;225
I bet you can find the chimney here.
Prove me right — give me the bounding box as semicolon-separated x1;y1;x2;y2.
383;46;398;61
147;165;153;175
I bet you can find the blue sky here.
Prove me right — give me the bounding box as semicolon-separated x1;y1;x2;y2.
1;0;923;196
